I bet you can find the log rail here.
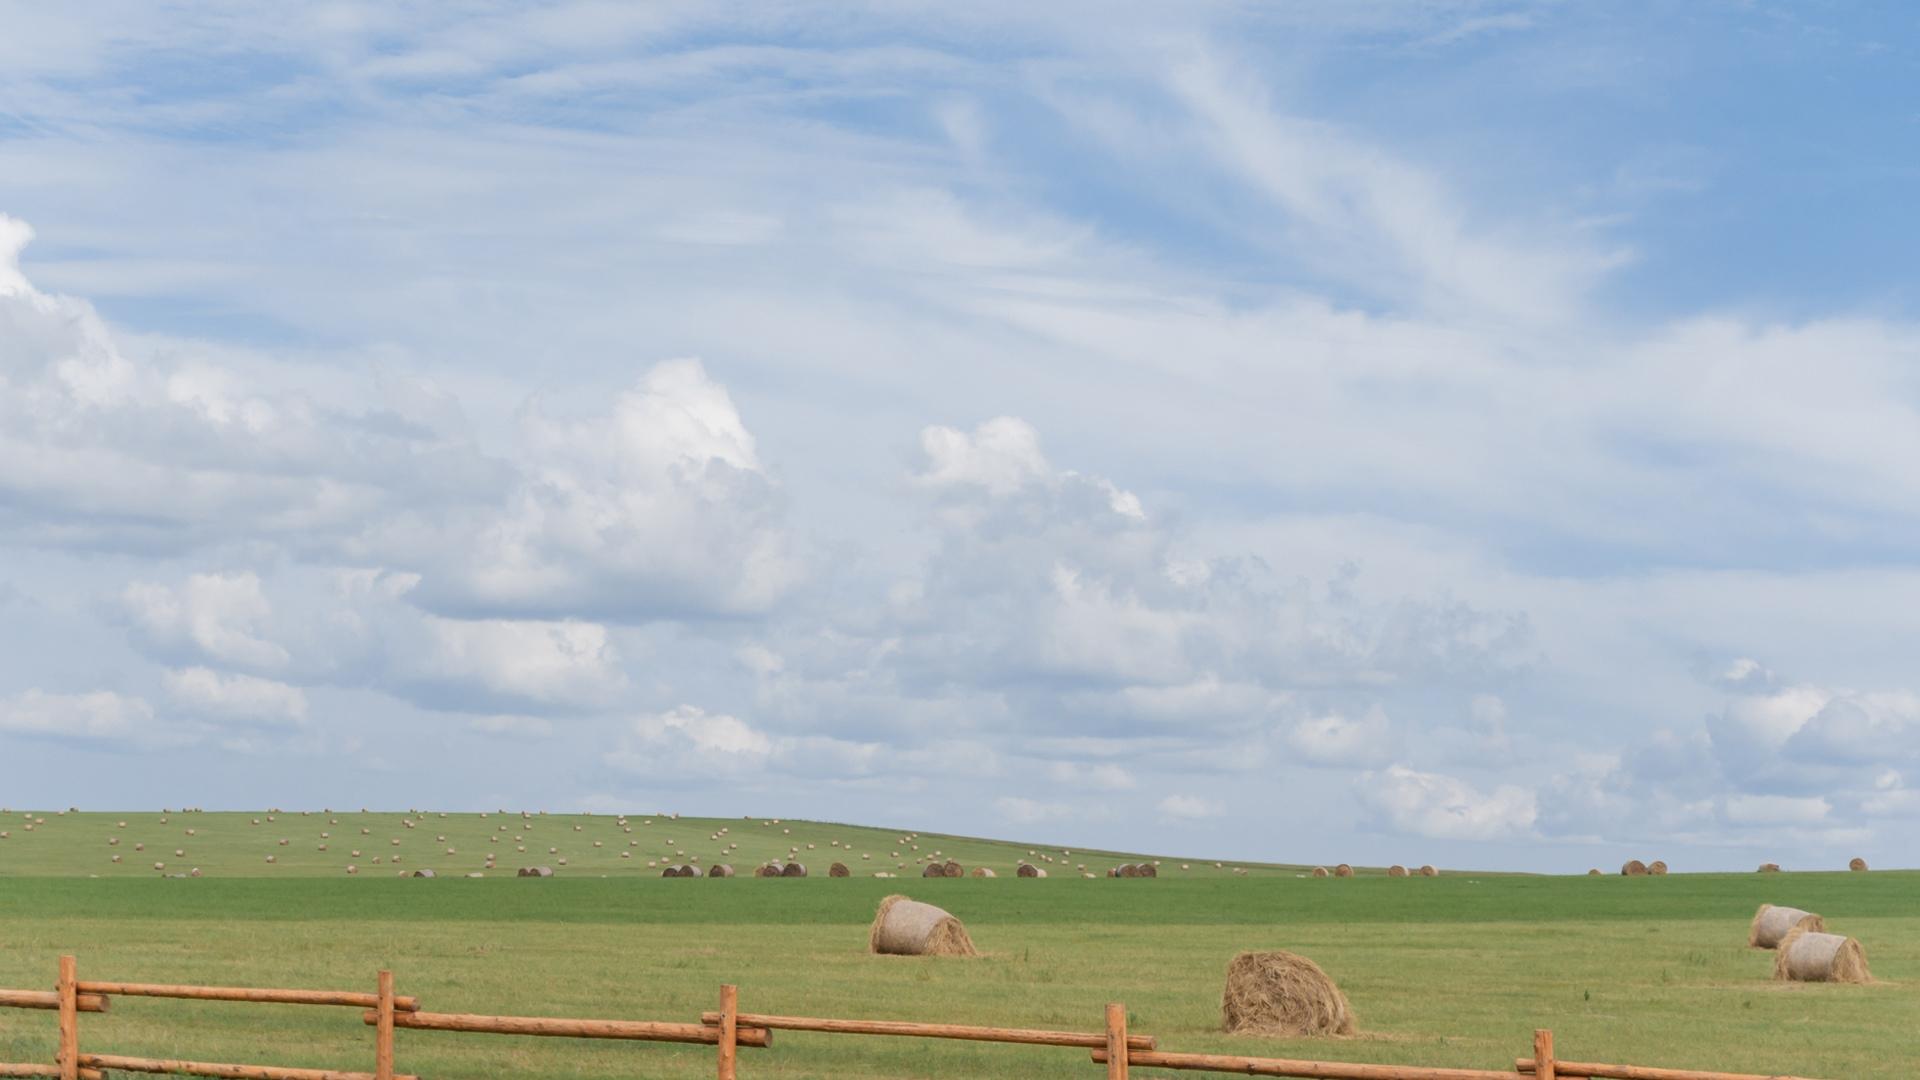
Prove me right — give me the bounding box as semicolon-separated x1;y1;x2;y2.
0;957;1836;1080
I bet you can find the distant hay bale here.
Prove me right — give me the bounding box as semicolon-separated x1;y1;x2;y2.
1587;869;1600;876
942;859;963;877
829;862;851;877
1418;865;1438;877
1758;863;1781;873
922;863;946;878
1137;862;1156;878
1221;950;1356;1037
1016;863;1047;878
1311;867;1329;878
1621;860;1648;876
1849;857;1869;872
755;862;784;878
1333;864;1353;878
412;869;435;878
1648;860;1669;876
971;867;996;877
1387;865;1408;878
519;866;553;878
707;864;735;878
782;861;808;878
1749;904;1824;949
868;895;977;957
1774;928;1871;984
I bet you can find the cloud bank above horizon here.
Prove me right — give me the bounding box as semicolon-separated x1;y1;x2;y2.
1;2;1917;871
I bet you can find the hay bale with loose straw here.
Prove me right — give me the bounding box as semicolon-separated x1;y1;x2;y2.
1387;864;1408;878
1221;950;1356;1037
1749;904;1824;949
1621;859;1648;876
1648;860;1669;875
782;861;808;877
1333;864;1354;878
868;895;977;957
1849;857;1869;872
1774;927;1871;984
829;862;850;877
1016;863;1046;878
942;859;963;877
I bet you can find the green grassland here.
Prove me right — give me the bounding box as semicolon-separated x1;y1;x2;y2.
0;813;1913;1079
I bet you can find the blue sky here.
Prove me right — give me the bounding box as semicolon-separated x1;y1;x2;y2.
1;1;1917;871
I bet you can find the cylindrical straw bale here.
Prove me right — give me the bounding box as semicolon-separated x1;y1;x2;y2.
971;867;996;877
1749;904;1825;949
942;859;963;878
781;861;807;877
1333;864;1354;878
1220;950;1356;1037
1418;865;1438;877
868;894;977;957
1849;857;1869;872
1387;865;1408;878
1648;860;1669;875
1311;867;1329;878
1621;859;1648;876
1016;863;1047;878
829;862;851;877
1774;928;1871;983
707;863;734;878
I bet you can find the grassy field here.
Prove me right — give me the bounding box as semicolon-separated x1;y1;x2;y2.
1;814;1912;1079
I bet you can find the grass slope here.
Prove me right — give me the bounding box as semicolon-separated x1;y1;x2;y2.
0;810;1370;879
1;872;1912;1078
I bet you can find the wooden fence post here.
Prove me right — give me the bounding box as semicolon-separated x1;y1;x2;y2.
1104;1002;1127;1080
375;971;395;1080
1533;1028;1555;1080
717;984;739;1080
57;955;78;1080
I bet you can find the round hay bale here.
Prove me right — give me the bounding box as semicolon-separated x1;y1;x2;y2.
782;861;808;878
1418;865;1438;877
1387;865;1408;878
755;862;783;877
1758;863;1781;873
1749;904;1824;949
971;867;996;877
829;862;851;877
707;863;735;878
1311;867;1329;878
942;859;963;878
412;869;435;879
1621;859;1648;876
868;895;977;957
1220;950;1356;1037
1333;864;1354;878
1016;863;1047;878
1137;862;1157;878
1648;860;1669;876
922;862;947;878
1848;857;1868;872
1774;928;1871;984
522;865;554;878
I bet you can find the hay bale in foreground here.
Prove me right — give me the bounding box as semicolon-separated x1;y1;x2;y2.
707;863;735;878
1849;857;1869;872
1333;864;1354;878
1621;860;1648;876
1758;863;1782;873
1774;928;1871;984
971;867;996;877
868;895;977;957
1311;867;1329;878
829;862;850;877
1016;863;1046;878
1221;950;1356;1037
1649;860;1669;876
1387;865;1408;878
1749;904;1824;949
782;861;808;878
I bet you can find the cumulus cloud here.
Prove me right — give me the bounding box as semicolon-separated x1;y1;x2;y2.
1360;764;1538;840
606;704;884;782
0;689;154;742
1157;794;1225;821
1286;707;1391;767
1046;762;1137;790
162;667;308;726
123;572;289;670
995;795;1078;825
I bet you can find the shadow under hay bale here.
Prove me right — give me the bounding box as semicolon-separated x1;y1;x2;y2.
1221;950;1356;1037
1774;927;1871;984
706;863;734;878
1387;865;1408;878
1621;859;1648;876
1311;867;1329;878
781;861;808;877
829;862;850;877
868;895;977;957
1749;904;1824;949
1849;857;1869;872
1649;860;1669;875
1016;863;1046;878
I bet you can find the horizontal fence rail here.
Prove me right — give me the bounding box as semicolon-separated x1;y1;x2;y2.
0;955;1832;1080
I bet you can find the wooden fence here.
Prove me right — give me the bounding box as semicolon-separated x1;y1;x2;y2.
0;956;1828;1080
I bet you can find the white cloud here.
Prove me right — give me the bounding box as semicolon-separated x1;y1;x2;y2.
1287;706;1391;767
416;616;625;709
1046;762;1137;790
123;573;289;670
1157;794;1225;821
1361;764;1538;841
162;667;308;727
995;795;1077;825
1723;795;1830;827
0;689;153;742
